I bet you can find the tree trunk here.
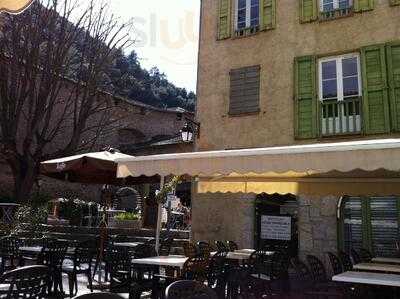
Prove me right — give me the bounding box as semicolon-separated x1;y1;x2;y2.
10;158;38;204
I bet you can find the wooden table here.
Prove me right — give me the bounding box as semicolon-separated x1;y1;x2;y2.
354;262;400;273
333;271;400;287
131;255;188;269
372;257;400;264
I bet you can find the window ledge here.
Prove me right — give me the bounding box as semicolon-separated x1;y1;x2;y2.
234;26;260;38
227;110;260;117
319;7;354;22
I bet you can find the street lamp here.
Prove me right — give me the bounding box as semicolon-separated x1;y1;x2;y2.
180;120;200;142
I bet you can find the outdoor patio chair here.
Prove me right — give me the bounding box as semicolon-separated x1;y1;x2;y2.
0;236;19;274
350;248;362;264
338;251;353;271
62;240;96;297
40;239;68;295
306;255;329;284
226;241;238;252
165;280;218;299
159;237;174;256
359;248;373;262
196;241;211;258
183;242;197;258
107;246;132;293
326;252;343;275
207;251;227;298
72;292;124;299
0;265;50;299
214;241;228;253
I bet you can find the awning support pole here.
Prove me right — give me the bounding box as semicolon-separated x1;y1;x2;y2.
155;176;165;254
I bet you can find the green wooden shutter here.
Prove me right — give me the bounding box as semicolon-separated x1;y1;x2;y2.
260;0;276;30
390;0;400;6
217;0;231;40
361;45;390;134
299;0;317;23
294;56;318;139
354;0;374;12
387;43;400;131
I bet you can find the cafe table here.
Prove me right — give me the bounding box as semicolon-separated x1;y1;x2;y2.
113;242;143;248
332;271;400;287
372;257;400;264
19;245;75;256
131;255;188;269
353;262;400;273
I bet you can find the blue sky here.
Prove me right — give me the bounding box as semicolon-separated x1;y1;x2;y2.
109;0;200;92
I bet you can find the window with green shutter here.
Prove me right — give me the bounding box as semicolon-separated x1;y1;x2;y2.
294;56;318;139
229;66;261;115
218;0;231;40
354;0;374;11
339;196;400;257
260;0;276;30
361;45;390;134
387;43;400;131
300;0;318;23
390;0;400;6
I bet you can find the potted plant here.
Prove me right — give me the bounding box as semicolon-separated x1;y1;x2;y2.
112;212;142;229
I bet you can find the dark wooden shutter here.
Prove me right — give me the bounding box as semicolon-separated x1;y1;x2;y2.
217;0;231;40
369;197;399;257
342;197;364;253
294;56;318;139
390;0;400;6
260;0;276;30
229;66;261;115
361;45;390;134
299;0;317;23
387;43;400;132
354;0;374;12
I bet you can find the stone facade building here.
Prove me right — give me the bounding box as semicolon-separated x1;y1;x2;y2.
192;0;400;260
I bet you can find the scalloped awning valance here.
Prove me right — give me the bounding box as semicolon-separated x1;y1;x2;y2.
116;139;400;178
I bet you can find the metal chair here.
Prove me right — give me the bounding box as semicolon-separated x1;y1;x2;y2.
338;251;353;271
214;241;229;253
326;252;343;275
0;236;19;274
62;240;96;297
0;265;49;299
359;248;373;262
183;242;197;258
306;255;329;284
159;237;173;256
41;240;68;294
226;241;238;251
196;241;211;258
350;248;362;264
165;280;218;299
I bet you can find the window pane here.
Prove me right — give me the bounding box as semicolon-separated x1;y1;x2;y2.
343;77;359;97
238;0;246;9
343;197;363;253
323;0;334;11
323;80;338;98
322;60;337;80
342;57;358;77
251;0;259;5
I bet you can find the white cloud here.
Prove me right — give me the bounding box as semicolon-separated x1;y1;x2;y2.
109;0;200;92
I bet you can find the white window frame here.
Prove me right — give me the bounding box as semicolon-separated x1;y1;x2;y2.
318;53;362;102
235;0;259;30
319;0;353;12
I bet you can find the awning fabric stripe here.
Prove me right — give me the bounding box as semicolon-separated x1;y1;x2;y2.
116;139;400;178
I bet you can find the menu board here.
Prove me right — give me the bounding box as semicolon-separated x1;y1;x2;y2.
261;215;291;241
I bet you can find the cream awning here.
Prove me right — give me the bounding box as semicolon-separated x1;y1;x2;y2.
116;138;400;178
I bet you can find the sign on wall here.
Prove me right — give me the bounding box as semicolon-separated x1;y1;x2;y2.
261;215;292;241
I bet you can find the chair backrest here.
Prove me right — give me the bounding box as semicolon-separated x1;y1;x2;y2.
106;246;132;291
270;251;290;280
0;265;49;298
73;240;96;266
326;252;343;275
183;242;197;258
0;236;18;257
248;250;274;277
306;255;328;283
73;292;124;299
196;241;211;258
134;244;156;259
182;257;209;282
350;248;361;264
214;241;228;253
165;280;218;299
290;258;313;291
359;248;373;262
159;237;173;256
208;251;227;285
41;240;68;269
339;251;353;271
226;240;238;251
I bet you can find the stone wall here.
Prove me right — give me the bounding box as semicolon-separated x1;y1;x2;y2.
191;192;256;248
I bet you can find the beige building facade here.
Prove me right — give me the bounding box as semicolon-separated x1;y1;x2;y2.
192;0;400;258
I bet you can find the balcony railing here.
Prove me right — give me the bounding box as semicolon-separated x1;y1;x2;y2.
320;97;362;136
234;25;260;38
319;7;353;21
